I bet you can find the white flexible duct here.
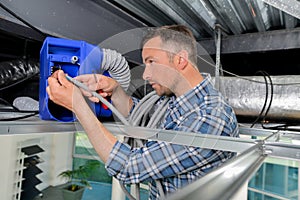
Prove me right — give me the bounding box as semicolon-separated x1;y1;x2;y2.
102;48;131;91
79;47;131;91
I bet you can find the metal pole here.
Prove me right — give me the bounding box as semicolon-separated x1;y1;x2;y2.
215;24;222;90
166;143;267;200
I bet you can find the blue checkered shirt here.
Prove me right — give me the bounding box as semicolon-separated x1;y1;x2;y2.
105;74;239;199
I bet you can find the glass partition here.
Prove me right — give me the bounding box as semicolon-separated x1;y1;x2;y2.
73;132;149;200
73;132;112;183
248;158;298;200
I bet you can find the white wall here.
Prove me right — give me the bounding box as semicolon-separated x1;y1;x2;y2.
0;132;74;200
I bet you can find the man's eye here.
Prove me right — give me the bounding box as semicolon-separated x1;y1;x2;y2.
144;58;155;65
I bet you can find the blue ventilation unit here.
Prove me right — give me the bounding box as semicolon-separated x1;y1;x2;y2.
39;37;112;122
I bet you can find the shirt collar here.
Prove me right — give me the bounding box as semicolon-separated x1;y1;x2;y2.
169;73;213;111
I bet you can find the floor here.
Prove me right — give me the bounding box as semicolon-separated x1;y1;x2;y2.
34;182;149;200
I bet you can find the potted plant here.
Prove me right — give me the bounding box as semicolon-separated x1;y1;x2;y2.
58;160;101;200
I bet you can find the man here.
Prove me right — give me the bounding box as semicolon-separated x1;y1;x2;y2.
47;25;239;199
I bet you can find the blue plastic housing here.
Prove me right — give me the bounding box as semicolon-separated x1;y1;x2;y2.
39;37;112;122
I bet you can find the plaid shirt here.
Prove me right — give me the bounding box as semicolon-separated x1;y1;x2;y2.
105;74;239;199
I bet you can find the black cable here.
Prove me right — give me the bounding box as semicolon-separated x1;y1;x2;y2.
249;71;276;129
0;2;48;37
261;71;273;128
250;71;269;128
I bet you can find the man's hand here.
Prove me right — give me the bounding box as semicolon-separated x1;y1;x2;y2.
47;70;117;163
75;73;132;117
75;74;119;103
46;70;83;112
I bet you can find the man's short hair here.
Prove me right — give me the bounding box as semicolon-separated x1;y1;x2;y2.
142;25;197;65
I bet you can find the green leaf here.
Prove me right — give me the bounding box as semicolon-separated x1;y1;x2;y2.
58;160;101;190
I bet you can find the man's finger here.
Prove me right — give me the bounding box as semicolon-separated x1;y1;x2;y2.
57;70;72;87
75;74;92;82
47;76;60;87
89;96;100;103
81;89;92;97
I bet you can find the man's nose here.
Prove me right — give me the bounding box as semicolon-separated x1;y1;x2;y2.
142;64;151;81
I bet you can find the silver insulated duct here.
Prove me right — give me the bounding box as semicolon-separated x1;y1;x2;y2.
216;75;300;122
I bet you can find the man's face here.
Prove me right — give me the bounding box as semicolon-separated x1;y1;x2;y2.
142;36;177;96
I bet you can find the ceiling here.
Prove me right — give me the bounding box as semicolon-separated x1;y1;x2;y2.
109;0;300;40
1;0;299;42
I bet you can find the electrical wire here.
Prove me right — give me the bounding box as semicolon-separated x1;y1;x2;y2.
247;71;295;130
259;73;300;131
246;70;298;130
250;71;269;128
131;95;160;126
260;71;274;127
126;92;168;200
128;91;157;123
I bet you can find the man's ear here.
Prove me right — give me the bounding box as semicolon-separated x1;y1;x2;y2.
176;50;188;70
